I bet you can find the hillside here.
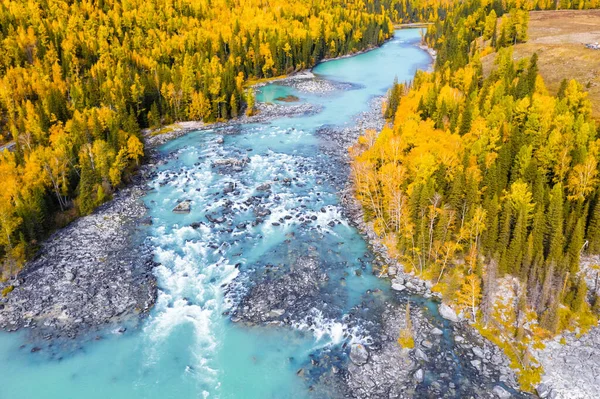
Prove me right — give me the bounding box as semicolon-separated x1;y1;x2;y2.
482;10;600;118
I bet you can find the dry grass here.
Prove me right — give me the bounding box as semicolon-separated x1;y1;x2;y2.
482;10;600;118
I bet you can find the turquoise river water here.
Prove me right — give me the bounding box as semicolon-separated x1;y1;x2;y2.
0;29;438;399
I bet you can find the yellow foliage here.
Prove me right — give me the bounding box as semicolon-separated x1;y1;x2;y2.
397;333;415;349
1;285;14;297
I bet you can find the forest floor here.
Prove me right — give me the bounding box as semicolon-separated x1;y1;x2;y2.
481;9;600;118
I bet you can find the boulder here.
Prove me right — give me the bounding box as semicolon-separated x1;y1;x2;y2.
492;385;511;399
391;283;406;292
472;347;485;358
430;327;443;335
438;303;459;322
414;369;424;383
267;309;285;318
414;348;429;362
254;207;272;218
536;383;552;399
223;182;235;194
349;343;369;366
172;200;192;213
421;340;433;349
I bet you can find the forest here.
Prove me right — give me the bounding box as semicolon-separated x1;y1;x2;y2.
351;0;600;390
0;0;394;276
2;0;600;385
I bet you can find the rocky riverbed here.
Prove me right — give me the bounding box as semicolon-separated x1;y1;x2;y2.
0;183;157;341
214;90;528;398
0;54;558;398
341;302;521;399
0;80;325;342
535;326;600;399
322;92;528;397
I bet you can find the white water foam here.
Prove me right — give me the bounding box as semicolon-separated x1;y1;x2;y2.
143;215;239;394
291;308;372;348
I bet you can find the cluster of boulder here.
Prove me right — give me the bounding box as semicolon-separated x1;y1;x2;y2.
0;185;157;341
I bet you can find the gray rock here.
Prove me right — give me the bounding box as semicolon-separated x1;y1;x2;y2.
391;283;406;292
536;383;551;398
254;207;272;218
414;348;429;361
266;309;285;318
414;369;424;383
421;340;433;349
223;182;235;194
430;327;443;335
472;347;485;358
492;385;511;399
350;343;369;366
438;303;459;322
172;200;192;213
393;277;405;285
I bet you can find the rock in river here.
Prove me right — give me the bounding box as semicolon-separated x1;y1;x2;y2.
232;256;327;324
391;282;406;292
414;368;424;383
438;303;459;323
172;200;192;213
349;343;369;366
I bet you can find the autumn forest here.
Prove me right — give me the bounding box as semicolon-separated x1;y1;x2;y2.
0;0;395;273
352;0;600;389
1;0;600;393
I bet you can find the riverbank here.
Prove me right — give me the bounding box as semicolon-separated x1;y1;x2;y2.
0;83;324;341
345;26;600;399
0;182;156;341
334;100;523;397
0;28;535;398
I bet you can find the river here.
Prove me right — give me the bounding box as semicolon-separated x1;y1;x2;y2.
0;29;523;399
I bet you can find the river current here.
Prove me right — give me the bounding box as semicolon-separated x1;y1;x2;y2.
0;29;449;399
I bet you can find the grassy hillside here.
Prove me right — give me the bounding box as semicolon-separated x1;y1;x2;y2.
482;10;600;118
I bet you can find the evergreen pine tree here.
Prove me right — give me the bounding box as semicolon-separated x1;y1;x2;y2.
458;95;473;135
546;184;564;264
567;217;585;274
586;198;600;253
571;276;588;314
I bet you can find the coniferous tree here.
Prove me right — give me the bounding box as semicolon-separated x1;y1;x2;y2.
586;199;600;253
546;184;565;265
572;276;588;314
